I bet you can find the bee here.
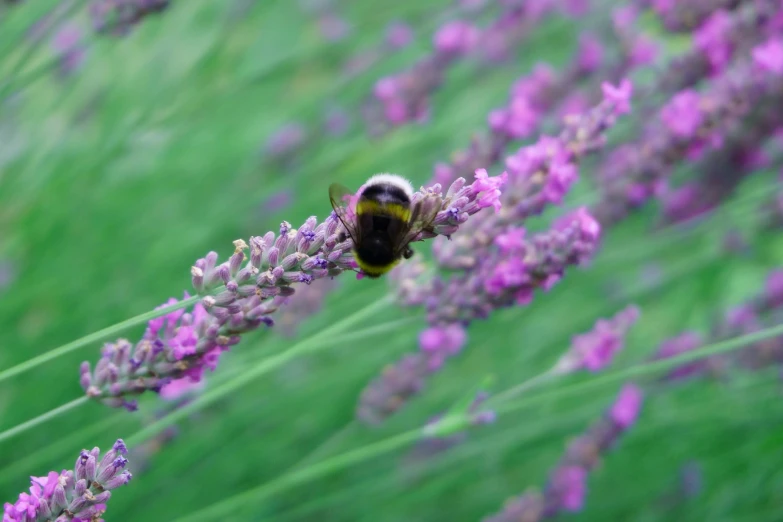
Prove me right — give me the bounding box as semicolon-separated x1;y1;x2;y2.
329;173;439;278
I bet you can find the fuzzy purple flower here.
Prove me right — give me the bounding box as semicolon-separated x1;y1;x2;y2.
594;44;783;226
3;440;131;522
433;20;480;55
555;305;640;373
548;466;586;512
486;382;644;520
51;24;85;77
654;332;706;380
609;384;643;428
577;34;604;73
753;38;783;75
385;21;413;49
660;90;703;138
693;10;734;74
766;269;783;307
363;82;633;425
419;324;467;371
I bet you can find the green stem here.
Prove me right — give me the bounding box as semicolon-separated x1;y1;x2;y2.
0;397;89;445
0;0;89;100
174;320;783;521
126;296;393;446
486;367;558;407
175;428;423;522
290;423;357;472
495;321;783;416
0;413;126;485
0;294;202;384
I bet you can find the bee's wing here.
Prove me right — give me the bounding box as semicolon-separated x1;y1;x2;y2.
328;182;361;245
393;197;440;256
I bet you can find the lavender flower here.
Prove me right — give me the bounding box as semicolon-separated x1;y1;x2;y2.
79;291;254;410
649;0;747;32
554;305;640;374
431;44;616;191
653;268;783;380
90;0;170;36
434;80;633;265
359;82;633;424
364;2;558;132
483;384;644;521
262;123;308;167
2;439;131;522
356;353;430;425
594;41;783;226
384;21;413;50
83;175;503;409
653;331;706;380
657;0;781;92
51;24;85;77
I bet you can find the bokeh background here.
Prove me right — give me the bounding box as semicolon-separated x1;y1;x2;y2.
1;1;783;521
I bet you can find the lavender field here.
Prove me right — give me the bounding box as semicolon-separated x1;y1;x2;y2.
1;0;783;521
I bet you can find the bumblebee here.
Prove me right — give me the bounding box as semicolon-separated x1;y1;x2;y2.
329;173;438;278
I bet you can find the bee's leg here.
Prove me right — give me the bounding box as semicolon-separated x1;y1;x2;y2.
338;231;347;242
403;246;414;259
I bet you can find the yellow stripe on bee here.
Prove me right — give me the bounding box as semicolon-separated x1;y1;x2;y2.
354;255;399;277
356;200;411;222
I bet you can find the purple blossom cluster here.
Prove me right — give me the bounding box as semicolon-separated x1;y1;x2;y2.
364;2;559;132
358;82;634;425
79;291;255;411
429;35;616;192
482;384;644;521
3;440;131;522
554;305;640;374
647;0;754;33
81;174;506;409
653;269;783;380
594;34;783;226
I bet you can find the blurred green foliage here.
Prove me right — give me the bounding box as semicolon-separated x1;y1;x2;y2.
1;1;782;521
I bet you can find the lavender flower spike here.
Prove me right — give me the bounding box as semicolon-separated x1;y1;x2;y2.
3;439;131;522
553;305;640;374
483;384;644;521
193;172;507;302
83;175;503;409
79;291;254;410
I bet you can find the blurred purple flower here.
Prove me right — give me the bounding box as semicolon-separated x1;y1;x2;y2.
609;384;643;428
433;21;480;55
263;123;307;160
51;23;85;77
577;34;603;73
548;466;587;511
556;305;640;373
693;10;734;74
419;324;467;371
159;377;205;401
654;331;705;380
323;106;350;136
753;38;783;75
660;90;703;138
486;382;644;520
385;21;413;49
765;269;783;307
317;13;352;41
